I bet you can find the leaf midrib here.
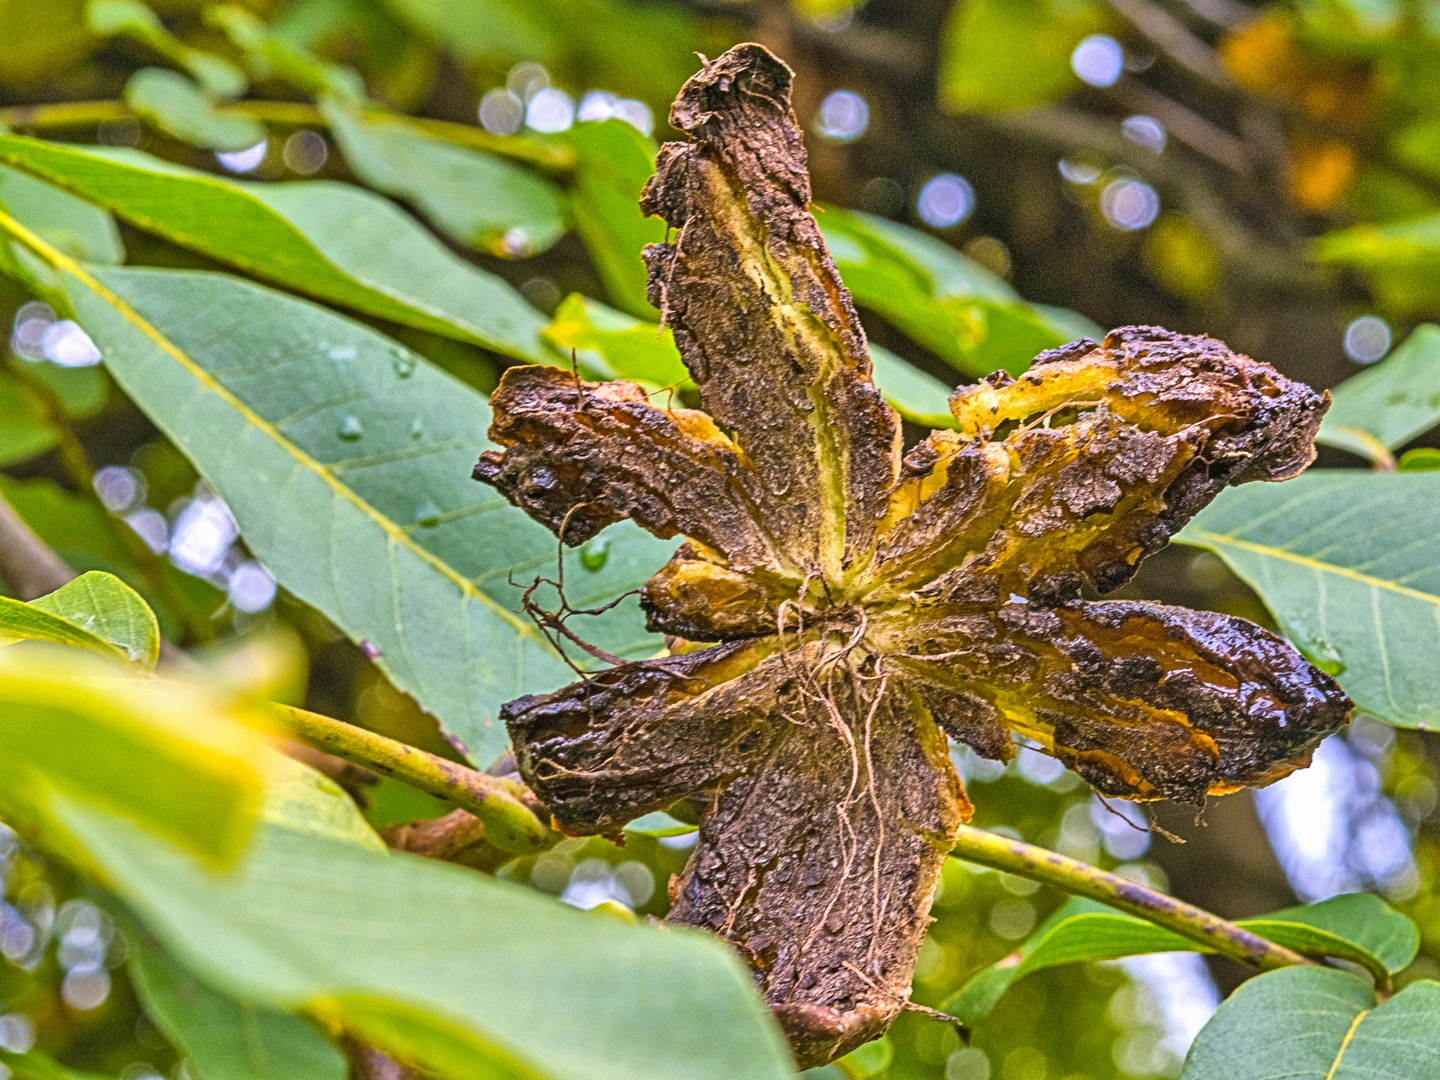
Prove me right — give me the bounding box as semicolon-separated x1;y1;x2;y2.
1184;528;1440;608
0;208;547;649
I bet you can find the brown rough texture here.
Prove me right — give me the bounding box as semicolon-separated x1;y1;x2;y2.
474;43;1352;1068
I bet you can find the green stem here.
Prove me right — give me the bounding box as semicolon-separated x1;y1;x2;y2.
0;99;574;171
272;704;555;856
949;823;1312;971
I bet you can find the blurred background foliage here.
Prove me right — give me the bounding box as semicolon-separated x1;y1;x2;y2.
2;0;1440;1078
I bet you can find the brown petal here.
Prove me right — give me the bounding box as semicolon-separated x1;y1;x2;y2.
640;44;901;579
502;638;783;834
640;542;783;641
667;678;967;1069
890;599;1351;803
472;365;794;580
868;327;1329;602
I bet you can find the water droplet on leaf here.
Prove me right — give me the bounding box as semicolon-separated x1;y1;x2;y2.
414;499;442;527
410;418;424;440
580;534;610;571
338;415;364;440
328;345;357;362
392;350;417;378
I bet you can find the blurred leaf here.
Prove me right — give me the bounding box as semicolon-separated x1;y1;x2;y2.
272;0;436;111
196;623;309;704
1314;213;1440;314
24;361;110;419
543;292;687;387
124;68;268;152
836;1036;892;1078
0;136;553;362
1180;968;1440;1079
563;119;664;318
622;810;696;838
1178;470;1440;728
821;208;1098;377
210;3;364;102
87;0;248;98
0;592;129;662
58;795;796;1080
1400;447;1440;469
130;936;348;1080
0;1048;109;1080
0;647;264;870
0;163;124;265
26;570;160;668
0;371;55;466
0;0;95;87
1317;324;1440;462
323;100;566;257
260;752;386;852
869;345;956;428
14;252;669;763
939;0;1107;113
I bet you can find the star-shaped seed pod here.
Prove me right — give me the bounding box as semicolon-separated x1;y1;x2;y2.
472;43;1352;1068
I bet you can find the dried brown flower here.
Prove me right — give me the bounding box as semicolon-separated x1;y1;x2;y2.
472;43;1352;1068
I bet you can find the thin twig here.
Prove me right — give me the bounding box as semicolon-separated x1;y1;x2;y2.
0;489;73;599
1106;0;1235;90
949;823;1312;971
271;704;555;855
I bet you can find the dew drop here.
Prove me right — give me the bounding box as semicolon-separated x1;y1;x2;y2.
328;345;357;362
414;499;442;527
392;350;417;378
580;534;610;571
338;415;364;440
410;418;424;440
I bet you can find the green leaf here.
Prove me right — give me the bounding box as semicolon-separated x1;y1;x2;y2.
209;4;363;102
939;0;1108;113
0;593;128;662
88;0;248;98
0;162;124;265
0;136;553;362
322;100;566;257
622;811;696;838
23;570;160;668
869;345;956;428
1401;447;1440;470
17;253;668;763
1178;470;1440;728
0;647;264;870
1180;968;1440;1079
544;293;688;387
1317;324;1440;463
1313;214;1440;315
130;935;348;1080
836;1037;893;1079
564;119;664;318
1248;893;1420;976
821;208;1097;377
57;795;796;1080
260;752;387;852
0;1048;109;1080
0;0;94;88
124;68;267;152
0;371;56;466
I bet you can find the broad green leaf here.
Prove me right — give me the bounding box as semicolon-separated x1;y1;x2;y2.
1178;470;1440;728
0;594;128;662
939;0;1108;113
1402;447;1440;469
1317;324;1440;462
821;208;1097;376
869;345;955;428
1180;968;1440;1079
0;136;554;362
564;120;664;318
0;1048;108;1080
131;936;348;1080
1249;893;1420;975
0;371;55;466
88;0;248;98
7;250;669;762
544;293;688;387
124;68;267;152
260;752;386;852
0;647;263;869
26;570;160;668
943;894;1412;1025
1313;214;1440;315
835;1037;892;1078
0;162;124;264
58;796;795;1080
323;100;566;257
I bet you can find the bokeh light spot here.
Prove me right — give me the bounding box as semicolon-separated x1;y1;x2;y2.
1344;315;1391;364
916;173;975;228
815;90;869;143
215;141;267;174
1122;114;1167;152
479;89;525;136
1100;178;1160;230
526;88;575;133
1072;35;1125;87
282;130;327;175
